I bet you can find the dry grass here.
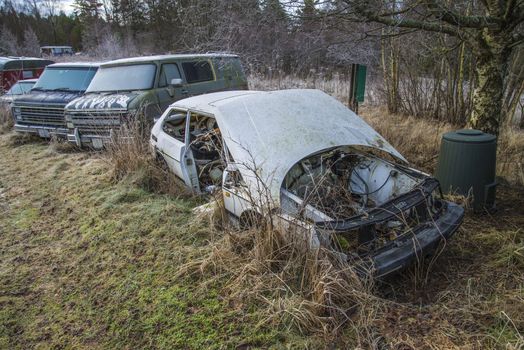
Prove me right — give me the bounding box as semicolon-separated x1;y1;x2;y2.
178;202;380;343
248;73;383;106
0;104;13;134
177;186;524;348
104;119;191;197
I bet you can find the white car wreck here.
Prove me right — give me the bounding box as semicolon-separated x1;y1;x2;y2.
150;89;464;277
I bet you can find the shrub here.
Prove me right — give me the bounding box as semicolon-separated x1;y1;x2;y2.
0;104;13;134
104;117;190;197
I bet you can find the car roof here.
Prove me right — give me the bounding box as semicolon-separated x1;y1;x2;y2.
100;53;239;67
170;90;260;111
170;89;406;204
47;62;101;68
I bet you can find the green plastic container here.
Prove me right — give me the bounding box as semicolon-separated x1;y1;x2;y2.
435;129;497;211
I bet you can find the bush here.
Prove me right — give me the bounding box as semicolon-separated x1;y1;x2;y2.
104;117;190;197
0;104;13;134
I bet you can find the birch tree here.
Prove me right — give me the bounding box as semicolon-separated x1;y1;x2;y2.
342;0;524;135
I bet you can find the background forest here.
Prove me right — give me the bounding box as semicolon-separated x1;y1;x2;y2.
1;0;523;130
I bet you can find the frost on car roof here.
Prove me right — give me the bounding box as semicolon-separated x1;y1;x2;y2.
47;62;101;68
101;53;239;67
173;89;406;203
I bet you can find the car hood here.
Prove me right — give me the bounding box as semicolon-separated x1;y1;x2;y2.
207;89;407;204
12;91;84;106
65;92;140;110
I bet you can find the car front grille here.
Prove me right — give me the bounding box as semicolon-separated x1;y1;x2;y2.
68;109;127;136
18;105;66;127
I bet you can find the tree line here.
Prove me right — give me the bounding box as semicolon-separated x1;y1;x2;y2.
0;0;523;134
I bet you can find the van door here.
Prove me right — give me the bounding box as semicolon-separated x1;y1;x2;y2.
156;63;188;114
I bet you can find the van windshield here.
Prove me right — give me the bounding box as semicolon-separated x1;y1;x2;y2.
32;67;97;92
87;64;156;92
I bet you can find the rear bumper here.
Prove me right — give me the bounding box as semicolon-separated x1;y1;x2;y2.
370;201;464;277
14;123;68;138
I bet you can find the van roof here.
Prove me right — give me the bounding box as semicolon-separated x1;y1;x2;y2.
100;53;239;67
47;62;101;69
41;46;73;49
17;78;39;83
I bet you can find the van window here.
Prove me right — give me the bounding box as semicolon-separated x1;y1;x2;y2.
182;61;214;84
159;63;182;87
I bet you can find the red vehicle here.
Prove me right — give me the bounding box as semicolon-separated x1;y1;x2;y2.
0;57;54;94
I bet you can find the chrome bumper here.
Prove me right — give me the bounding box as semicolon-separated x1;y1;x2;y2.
67;128;111;149
14;123;68;138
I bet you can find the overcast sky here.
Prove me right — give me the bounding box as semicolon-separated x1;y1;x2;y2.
59;0;74;13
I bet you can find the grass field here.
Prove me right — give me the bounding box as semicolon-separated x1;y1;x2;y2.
0;107;523;349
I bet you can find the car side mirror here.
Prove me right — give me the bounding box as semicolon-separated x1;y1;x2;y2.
169;78;183;87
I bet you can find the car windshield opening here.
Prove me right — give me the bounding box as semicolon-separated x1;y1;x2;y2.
32;67;97;92
86;64;156;92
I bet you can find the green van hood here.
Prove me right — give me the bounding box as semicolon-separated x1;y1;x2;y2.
65;92;142;110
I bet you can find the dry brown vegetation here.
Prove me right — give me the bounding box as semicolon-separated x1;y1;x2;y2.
360;106;524;186
0;104;13;134
104;120;191;197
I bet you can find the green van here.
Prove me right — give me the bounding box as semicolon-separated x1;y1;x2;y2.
64;53;248;148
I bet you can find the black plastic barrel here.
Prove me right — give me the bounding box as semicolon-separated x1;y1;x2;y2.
435;129;497;211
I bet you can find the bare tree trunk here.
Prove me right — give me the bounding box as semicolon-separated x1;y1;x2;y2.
381;32;400;114
469;47;507;136
468;30;511;136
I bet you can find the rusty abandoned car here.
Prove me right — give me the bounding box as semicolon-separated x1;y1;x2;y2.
150;89;465;277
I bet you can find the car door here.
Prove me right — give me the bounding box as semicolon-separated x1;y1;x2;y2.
157;109;200;192
156;63;189;114
157;109;186;179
